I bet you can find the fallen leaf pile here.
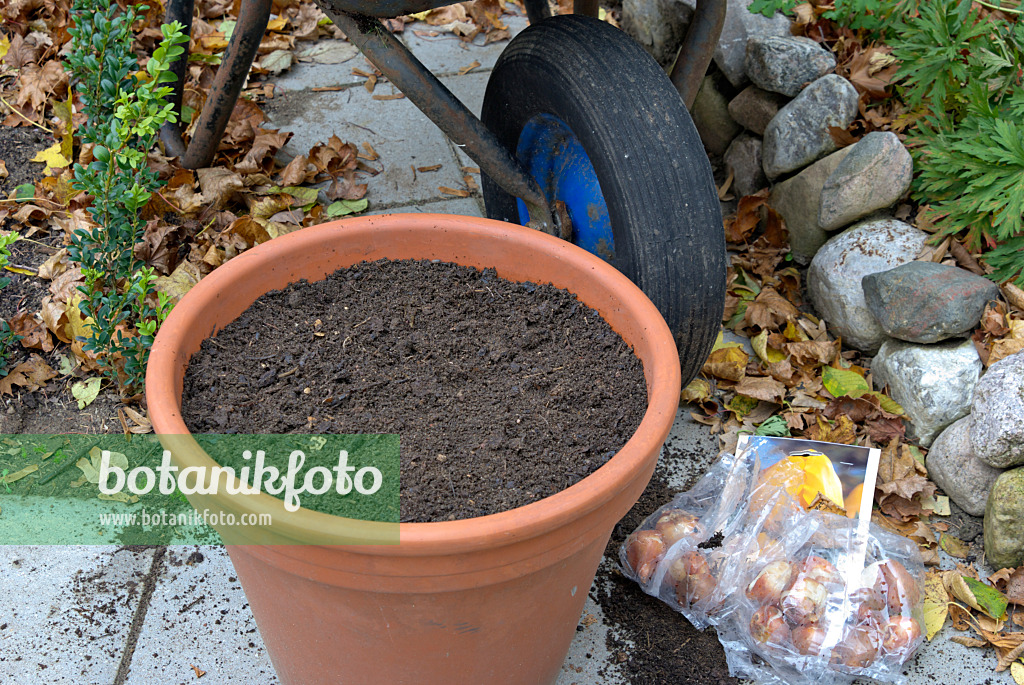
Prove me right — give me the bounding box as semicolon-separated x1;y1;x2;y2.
920;564;1024;676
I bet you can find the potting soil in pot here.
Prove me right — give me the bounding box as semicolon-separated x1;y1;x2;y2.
181;258;648;522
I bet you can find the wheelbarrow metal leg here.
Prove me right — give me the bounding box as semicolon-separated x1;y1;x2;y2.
160;0;195;159
323;10;556;234
160;0;272;169
522;0;552;25
573;0;600;18
669;0;726;109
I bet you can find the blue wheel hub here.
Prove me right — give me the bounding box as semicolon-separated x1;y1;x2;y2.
514;114;614;261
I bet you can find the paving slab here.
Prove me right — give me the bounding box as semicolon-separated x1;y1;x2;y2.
366;195;483;216
0;546;155;685
269;54;375;93
122;546;278;685
264;85;466;209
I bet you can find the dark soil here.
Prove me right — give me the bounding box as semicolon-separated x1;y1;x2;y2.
596;443;737;685
180;258;648;523
0;124;50;196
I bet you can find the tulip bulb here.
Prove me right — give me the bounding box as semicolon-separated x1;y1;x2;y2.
654;509;703;547
882;616;923;662
791;624;828;656
781;576;828;625
796;555;840;587
746;560;795;605
831;627;880;669
625;530;666;584
669;550;717;605
863;559;920;615
750;605;791;647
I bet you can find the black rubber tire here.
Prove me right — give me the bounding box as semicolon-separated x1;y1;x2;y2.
481;15;726;384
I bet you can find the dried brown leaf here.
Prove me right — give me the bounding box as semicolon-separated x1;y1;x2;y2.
9;311;53;352
197;167;245;210
0;354;57;395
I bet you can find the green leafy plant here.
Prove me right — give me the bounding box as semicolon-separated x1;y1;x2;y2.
892;0;1024;284
748;0;916;38
65;2;187;393
0;232;21;376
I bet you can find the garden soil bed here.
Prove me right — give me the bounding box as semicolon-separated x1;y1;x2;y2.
181;258;648;523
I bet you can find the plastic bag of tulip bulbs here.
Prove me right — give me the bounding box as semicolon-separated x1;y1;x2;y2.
715;499;926;685
621;450;926;684
619;451;763;629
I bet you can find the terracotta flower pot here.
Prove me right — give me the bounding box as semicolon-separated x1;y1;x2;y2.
146;214;681;685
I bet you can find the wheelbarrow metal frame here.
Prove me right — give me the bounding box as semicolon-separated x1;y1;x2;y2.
158;0;724;234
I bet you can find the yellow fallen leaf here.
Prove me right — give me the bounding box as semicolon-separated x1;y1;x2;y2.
680;378;711;404
709;330;744;353
0;34;9;61
267;16;288;31
65;294;96;342
1;464;39;485
154;261;203;303
702;345;749;382
923;571;949;640
751;329;786;365
31;142;70;175
51;99;74;161
77;447;129;485
1011;661;1024;685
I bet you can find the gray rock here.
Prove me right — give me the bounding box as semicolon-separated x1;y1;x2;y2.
819;132;913;230
714;0;793;87
872;338;982;447
862;262;1001;343
724;134;768;198
807;219;928;352
762;75;859;179
769;147;852;264
926;416;1003;516
970;351;1024;469
728;86;789;136
691;75;742;157
622;0;695;66
745;36;836;97
984;466;1024;569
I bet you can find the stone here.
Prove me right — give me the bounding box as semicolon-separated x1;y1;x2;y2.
762;74;858;179
872;338;982;447
769;147;852;264
819;132;913;230
622;0;695;66
691;75;742;157
862;262;1001;343
728;85;789;136
807;219;928;352
724;134;768;198
714;0;793;87
984;466;1024;569
745;36;836;97
926;417;1003;517
970;351;1024;469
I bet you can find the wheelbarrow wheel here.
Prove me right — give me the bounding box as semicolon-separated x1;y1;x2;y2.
481;15;726;384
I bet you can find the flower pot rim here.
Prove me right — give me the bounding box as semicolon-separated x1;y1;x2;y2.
147;213;681;552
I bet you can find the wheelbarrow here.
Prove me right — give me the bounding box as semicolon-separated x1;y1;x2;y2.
159;0;728;383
